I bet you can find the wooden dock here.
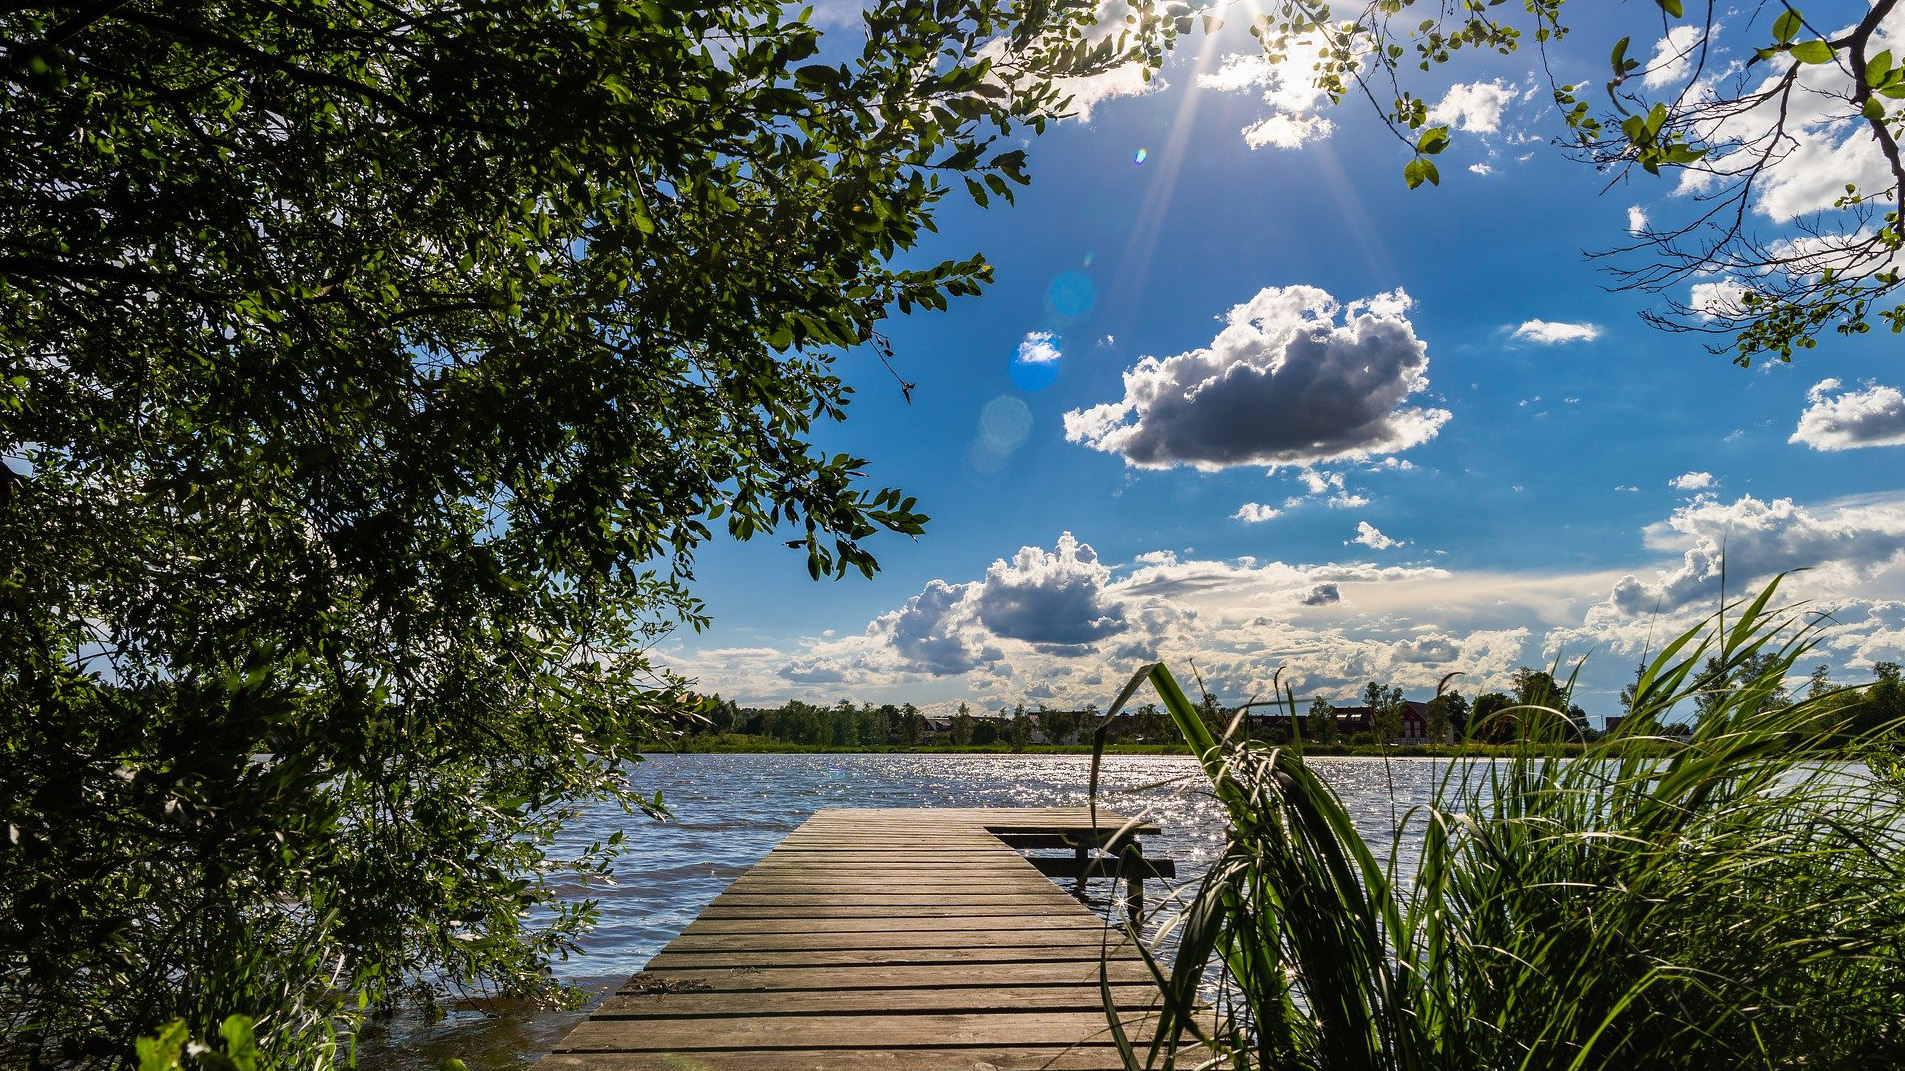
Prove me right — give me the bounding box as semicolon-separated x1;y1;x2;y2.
539;807;1183;1071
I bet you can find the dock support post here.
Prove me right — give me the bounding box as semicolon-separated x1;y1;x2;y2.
1073;841;1089;895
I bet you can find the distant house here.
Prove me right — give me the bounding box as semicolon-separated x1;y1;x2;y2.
1258;700;1443;744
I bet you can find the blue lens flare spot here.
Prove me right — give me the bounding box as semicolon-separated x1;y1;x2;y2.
1010;331;1060;392
1134;147;1148;165
1047;271;1096;321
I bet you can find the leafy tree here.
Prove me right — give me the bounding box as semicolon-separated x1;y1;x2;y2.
1007;712;1034;754
1471;692;1517;743
1307;697;1340;746
950;704;975;747
1134;701;1169;742
970;717;1002;748
1037;706;1077;745
1694;651;1792;722
1366;682;1404;744
897;703;924;748
1809;664;1834;700
0;0;1162;1064
1855;661;1905;739
1512;667;1568;712
1425;690;1466;747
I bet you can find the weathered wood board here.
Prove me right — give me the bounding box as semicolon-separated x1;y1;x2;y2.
539;807;1185;1071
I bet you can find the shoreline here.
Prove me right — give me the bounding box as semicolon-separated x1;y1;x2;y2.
647;736;1633;759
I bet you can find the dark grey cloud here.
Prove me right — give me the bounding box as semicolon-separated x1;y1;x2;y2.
1301;583;1341;606
1398;636;1460;663
881;579;997;676
778;660;849;684
872;533;1124;673
1063;286;1449;471
974;533;1126;652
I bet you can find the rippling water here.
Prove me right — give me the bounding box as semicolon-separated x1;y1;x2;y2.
357;752;1458;1071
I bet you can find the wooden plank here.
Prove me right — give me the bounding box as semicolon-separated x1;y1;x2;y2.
594;985;1166;1018
726;876;1060;886
539;1046;1195;1071
554;1011;1175;1051
644;946;1141;970
704;888;1089;903
617;960;1160;992
682;915;1113;935
659;930;1131;953
697;903;1093;919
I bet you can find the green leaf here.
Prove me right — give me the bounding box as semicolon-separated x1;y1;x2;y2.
1656;0;1684;16
1867;49;1895;87
1415;125;1451;155
137;1021;190;1071
219;1016;260;1071
1773;11;1802;45
1790;39;1835;64
1865;97;1887;121
1610;36;1631;75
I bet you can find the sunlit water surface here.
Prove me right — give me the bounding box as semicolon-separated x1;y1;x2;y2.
357;752;1459;1071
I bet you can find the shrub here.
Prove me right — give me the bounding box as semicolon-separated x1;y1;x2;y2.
1112;578;1905;1070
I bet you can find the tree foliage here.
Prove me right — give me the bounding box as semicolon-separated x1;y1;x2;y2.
0;0;1175;1065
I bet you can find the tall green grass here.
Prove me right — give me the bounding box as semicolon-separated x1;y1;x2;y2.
1099;578;1905;1070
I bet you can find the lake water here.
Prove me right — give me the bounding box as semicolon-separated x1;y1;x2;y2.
356;752;1456;1071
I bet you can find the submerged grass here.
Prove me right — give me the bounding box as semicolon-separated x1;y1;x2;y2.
1094;576;1905;1071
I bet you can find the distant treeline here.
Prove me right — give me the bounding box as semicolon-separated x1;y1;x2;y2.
680;659;1905;751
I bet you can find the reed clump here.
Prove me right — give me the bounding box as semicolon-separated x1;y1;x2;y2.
1106;578;1905;1071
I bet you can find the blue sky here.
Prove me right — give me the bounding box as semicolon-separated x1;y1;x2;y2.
665;2;1905;721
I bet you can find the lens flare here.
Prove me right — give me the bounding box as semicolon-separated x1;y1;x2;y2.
1133;147;1148;165
1047;271;1096;320
1010;331;1060;392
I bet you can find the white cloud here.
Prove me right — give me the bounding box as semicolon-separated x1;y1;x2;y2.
1330;493;1370;509
1669;471;1716;491
1627;205;1649;234
877;579;999;676
1017;330;1061;365
1352;521;1398;550
1200;41;1340;150
1242;113;1335;150
1791;378;1905;451
1672;11;1905;223
1299;470;1343;495
1054;61;1162;122
1512;319;1603;344
1234;502;1282;523
1427;79;1518;133
1643;24;1708;90
1063;285;1450;470
1610;493;1905;615
1688;281;1749;321
1469;163;1495;176
674;496;1905;711
1197;52;1275;92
